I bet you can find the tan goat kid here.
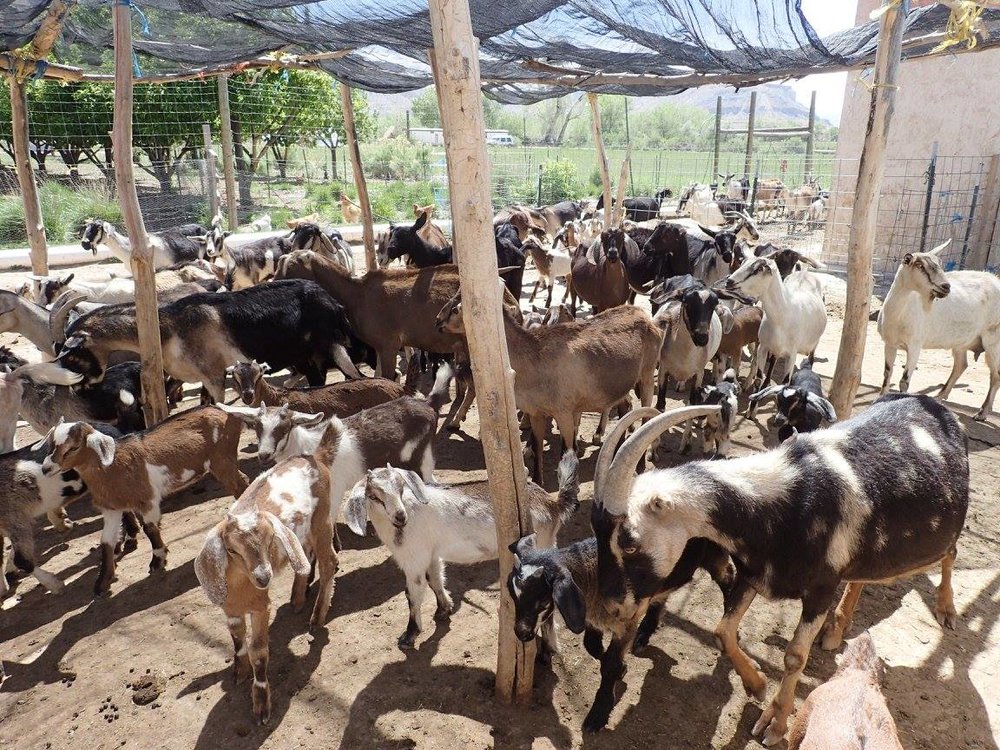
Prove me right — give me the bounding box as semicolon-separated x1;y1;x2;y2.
195;454;337;725
39;407;248;596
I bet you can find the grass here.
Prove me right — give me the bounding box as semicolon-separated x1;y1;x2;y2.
0;181;122;249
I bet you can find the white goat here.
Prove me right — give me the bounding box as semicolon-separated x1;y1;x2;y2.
722;255;827;394
878;239;1000;420
682;184;726;226
345;451;579;649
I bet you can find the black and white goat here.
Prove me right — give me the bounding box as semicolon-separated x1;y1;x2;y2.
690;368;740;457
590;395;968;745
749;361;836;442
597;189;672;222
81;220;209;270
220;223;336;290
56;279;361;402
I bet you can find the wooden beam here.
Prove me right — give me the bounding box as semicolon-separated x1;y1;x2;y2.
614;147;631;227
340;83;375;270
804;90;817;181
427;0;535;706
9;80;48;275
830;0;909;419
712;95;722;180
743;91;757;178
202;123;220;223
968;154;1000;270
588;93;613;224
112;0;168;424
26;0;76;62
216;75;239;230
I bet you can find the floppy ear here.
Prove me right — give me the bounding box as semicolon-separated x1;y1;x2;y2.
194;526;229;605
716;304;735;334
87;431;116;467
215;403;261;427
265;512;310;576
650;286;686;306
345;479;370;536
806;393;838;423
796;254;824;269
399;469;430;504
748;384;784;406
552;571;587;634
585;237;600;265
291;411;325;428
510;533;537;561
715;285;756;306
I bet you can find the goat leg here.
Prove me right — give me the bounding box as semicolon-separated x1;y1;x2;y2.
141;514;168;574
309;535;338;629
116;511;140;559
583;604;646;733
227;614;251;683
46;507;74;532
633;600;665;652
94;510;124;597
398;573;428;649
583;627;605;659
427;557;454;622
713;574;765;701
248;608;272;725
934;546;958;629
820;582;864;651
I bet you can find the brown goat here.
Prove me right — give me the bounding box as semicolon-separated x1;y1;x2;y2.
437;294;660;483
229;359;405;415
568;229;633;314
40;407;248;596
788;632;902;750
195;453;337;725
714;305;763;384
274;250;520;378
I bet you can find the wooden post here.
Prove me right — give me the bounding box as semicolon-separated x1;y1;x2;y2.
9;80;48;275
743;91;756;178
427;0;535;705
614;148;631;228
588;93;613;224
804;90;817;181
829;0;908;419
340;84;375;270
113;0;168;424
713;95;723;180
202;123;220;223
968;154;1000;270
216;75;238;229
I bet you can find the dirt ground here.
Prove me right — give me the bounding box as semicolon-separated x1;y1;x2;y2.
0;256;998;750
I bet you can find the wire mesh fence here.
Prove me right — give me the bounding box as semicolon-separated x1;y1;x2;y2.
0;73;998;277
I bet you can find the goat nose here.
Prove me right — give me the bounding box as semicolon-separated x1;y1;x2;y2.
252;564;272;588
514;623;536;642
394;510;407;526
941;282;951;293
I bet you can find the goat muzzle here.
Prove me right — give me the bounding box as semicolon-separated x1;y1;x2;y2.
514;622;536;642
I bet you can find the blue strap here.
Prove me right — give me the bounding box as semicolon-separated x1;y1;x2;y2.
32;60;48;80
114;0;150;77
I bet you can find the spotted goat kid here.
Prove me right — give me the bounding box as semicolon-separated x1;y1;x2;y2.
590;394;967;744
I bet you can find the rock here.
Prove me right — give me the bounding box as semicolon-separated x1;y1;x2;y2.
131;671;166;705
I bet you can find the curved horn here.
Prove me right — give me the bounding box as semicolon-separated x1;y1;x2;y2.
48;290;89;345
593;407;660;499
600;405;722;514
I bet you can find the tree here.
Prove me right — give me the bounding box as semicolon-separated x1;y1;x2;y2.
28;81;113;179
410;87;440;128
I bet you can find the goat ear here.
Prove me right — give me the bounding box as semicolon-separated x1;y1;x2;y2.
344;479;369;536
399;469;429;504
291;411;325;428
265;512;310;576
259;362;271;375
748;384;783;406
194;526;229;606
796;254;824;269
806;393;838;423
215;403;260;427
903;253;914;265
716;305;735;334
87;431;116;467
511;533;537;560
585;237;599;265
552;571;587;634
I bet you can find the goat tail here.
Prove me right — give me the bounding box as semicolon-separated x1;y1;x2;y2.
426;361;454;414
402;352;422;396
13;362;84;387
555;449;581;520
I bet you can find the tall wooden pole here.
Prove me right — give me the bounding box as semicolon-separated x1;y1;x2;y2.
427;0;535;705
9;81;48;275
713;95;723;180
804;90;817;181
202;123;220;223
340;84;375;270
216;75;238;229
588;94;613;224
743;91;757;178
829;0;908;419
113;0;168;424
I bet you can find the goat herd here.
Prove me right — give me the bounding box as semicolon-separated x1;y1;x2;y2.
0;185;995;748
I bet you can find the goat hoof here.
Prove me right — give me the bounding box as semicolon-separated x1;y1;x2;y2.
741;668;767;702
935;604;958;630
397;633;417;650
974;409;989;422
433;605;453;623
820;629;843;651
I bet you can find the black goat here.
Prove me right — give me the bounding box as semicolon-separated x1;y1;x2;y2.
386;212;453;268
748;360;836;442
624;222;694;312
494;222;527;300
597;189;672;222
56;279;360;402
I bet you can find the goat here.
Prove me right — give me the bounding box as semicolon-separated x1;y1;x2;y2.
0;290;72;358
495;208;548;244
0;362;84;453
750;361;837;442
569;229;632;314
508;490;733;732
80;220;208;269
229;359;405;415
195;454;337;724
624;222;693;309
274;251;519;379
286;223;355;276
807;197;827;230
714;304;763;385
219;223;332;290
340;194;362;223
787;631;903;750
753;178;787;220
589;394;968;745
690;368;741;457
786;183;819;233
754;244;806;279
878;239;1000;420
346;450;580;648
721;254;826;391
383;212;453;268
56;279;361;402
494;222;527;300
436;293;660;483
676;183;726;226
598;190;672;222
526;235;572;308
38;408;249;595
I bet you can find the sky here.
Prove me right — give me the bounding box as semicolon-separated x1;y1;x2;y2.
791;0;860;124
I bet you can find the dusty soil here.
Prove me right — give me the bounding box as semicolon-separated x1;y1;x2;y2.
0;257;997;750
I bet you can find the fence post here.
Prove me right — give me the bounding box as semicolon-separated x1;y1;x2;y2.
201;123;220;223
216;75;239;229
969;154;1000;270
9;80;48;275
588;93;613;225
959;177;982;270
804;90;817;181
536;163;543;205
340;83;376;270
405;109;411;143
743;91;756;178
713;95;722;180
919;141;938;253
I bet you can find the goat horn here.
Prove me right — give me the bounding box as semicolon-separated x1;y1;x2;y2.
600;405;722;514
593;407;660;500
48;290;88;345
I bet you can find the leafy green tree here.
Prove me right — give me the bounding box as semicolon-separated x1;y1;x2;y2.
28;81;114;178
410;88;441;128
